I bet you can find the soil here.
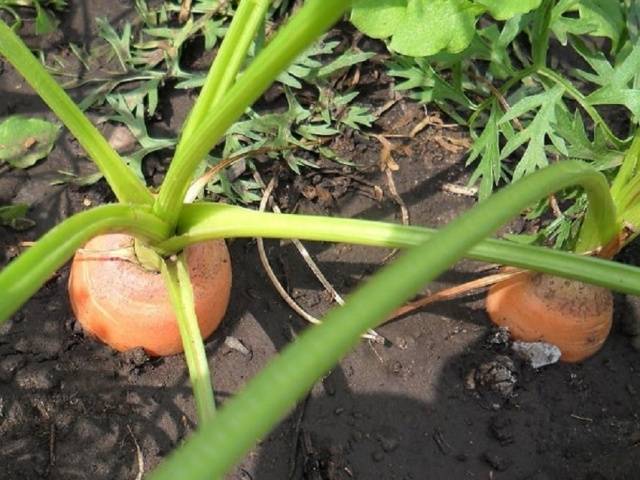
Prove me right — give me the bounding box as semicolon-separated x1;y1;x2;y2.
2;4;640;480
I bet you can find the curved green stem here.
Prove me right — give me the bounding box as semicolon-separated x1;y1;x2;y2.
162;254;216;424
538;66;628;150
179;0;269;146
152;201;639;295
0;205;170;322
149;161;621;480
0;21;153;205
154;0;352;228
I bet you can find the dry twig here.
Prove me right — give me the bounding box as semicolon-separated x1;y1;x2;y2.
127;425;144;480
255;175;384;343
385;268;527;322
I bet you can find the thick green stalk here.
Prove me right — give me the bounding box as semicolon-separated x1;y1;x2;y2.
179;0;270;146
149;161;621;480
0;21;153;205
577;130;640;253
154;0;351;228
152;197;639;295
0;205;170;322
162;255;216;425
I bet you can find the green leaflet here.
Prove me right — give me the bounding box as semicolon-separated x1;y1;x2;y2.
586;43;640;118
388;0;477;57
552;107;620;169
0;116;59;169
577;0;625;50
499;85;566;180
350;0;541;57
475;0;542;20
350;0;406;39
466;101;503;200
551;0;625;48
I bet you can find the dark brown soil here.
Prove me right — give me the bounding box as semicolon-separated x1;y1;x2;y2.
2;4;640;480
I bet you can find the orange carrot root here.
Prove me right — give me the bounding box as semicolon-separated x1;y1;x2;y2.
486;272;613;363
68;234;232;356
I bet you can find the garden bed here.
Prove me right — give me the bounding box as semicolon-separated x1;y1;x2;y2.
1;2;640;479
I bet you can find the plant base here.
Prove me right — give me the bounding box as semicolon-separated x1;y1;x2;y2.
68;233;232;356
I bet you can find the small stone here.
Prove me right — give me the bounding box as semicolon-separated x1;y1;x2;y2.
371;451;384;462
377;435;399;453
396;336;416;350
121;347;149;368
512;341;561;369
108;125;137;153
464;369;476;390
224;336;250;356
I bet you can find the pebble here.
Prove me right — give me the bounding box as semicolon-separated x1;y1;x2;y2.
371;451;384;462
224;336;251;356
121;347;149;368
512;341;561;369
377;434;399;453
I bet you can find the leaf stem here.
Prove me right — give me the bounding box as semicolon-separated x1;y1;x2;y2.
161;254;216;425
468;66;535;129
154;0;352;228
152;197;636;295
179;0;269;147
0;21;153;205
0;205;169;323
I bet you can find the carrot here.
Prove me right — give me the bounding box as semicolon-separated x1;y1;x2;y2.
485;272;613;362
68;234;232;357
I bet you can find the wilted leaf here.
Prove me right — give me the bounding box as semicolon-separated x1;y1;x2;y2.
0;116;60;169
